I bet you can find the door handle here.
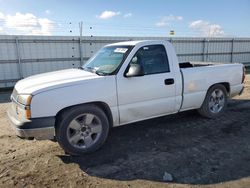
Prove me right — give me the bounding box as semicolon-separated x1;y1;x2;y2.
164;78;174;85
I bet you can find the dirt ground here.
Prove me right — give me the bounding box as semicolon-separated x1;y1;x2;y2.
0;76;250;188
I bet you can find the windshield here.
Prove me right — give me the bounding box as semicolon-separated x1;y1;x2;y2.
82;45;132;75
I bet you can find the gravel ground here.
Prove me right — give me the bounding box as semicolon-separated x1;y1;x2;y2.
0;75;249;188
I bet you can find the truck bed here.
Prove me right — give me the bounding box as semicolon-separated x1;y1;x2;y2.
178;61;243;112
179;61;222;68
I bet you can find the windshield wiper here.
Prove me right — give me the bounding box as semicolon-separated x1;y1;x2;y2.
81;66;109;76
95;70;109;76
80;66;96;73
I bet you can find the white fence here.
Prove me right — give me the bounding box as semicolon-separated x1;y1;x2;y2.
0;35;250;88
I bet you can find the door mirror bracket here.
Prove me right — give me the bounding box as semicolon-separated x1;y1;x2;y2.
125;64;144;77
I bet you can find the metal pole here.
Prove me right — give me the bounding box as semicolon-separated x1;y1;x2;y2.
206;39;210;62
169;37;173;43
231;38;234;63
79;21;83;66
203;38;206;62
15;37;23;79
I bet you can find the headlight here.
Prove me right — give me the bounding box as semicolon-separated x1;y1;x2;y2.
17;95;32;106
17;94;32;119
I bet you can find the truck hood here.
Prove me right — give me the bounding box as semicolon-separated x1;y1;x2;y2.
15;68;100;94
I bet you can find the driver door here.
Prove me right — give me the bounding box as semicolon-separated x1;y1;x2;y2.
116;44;176;124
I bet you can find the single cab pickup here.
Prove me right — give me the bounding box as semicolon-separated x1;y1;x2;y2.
7;40;245;155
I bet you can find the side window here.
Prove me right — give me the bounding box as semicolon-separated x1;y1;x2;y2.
130;45;170;75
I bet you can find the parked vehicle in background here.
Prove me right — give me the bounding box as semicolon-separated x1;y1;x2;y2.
7;40;245;155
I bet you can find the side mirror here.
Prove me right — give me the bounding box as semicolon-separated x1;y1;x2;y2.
125;64;144;77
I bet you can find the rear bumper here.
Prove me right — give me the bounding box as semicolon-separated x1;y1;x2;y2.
230;84;244;97
239;86;244;95
7;107;55;140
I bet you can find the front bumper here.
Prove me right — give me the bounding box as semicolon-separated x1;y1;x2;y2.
7;106;55;140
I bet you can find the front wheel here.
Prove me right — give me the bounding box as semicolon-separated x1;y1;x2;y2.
198;84;228;118
56;104;109;155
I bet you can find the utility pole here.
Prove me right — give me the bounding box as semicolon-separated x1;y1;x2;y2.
79;21;83;66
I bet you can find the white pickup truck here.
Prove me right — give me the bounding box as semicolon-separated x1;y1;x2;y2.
7;40;245;155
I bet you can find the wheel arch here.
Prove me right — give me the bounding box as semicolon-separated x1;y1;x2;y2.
55;101;114;128
198;82;230;109
207;82;230;96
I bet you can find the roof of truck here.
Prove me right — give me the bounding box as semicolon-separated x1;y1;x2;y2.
106;40;167;46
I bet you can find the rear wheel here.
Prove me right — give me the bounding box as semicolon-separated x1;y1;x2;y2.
56;105;109;155
198;84;228;118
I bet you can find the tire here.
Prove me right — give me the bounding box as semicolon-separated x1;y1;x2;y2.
198;84;228;118
55;104;109;155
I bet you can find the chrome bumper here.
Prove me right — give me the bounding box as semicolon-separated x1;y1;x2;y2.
12;125;55;140
7;107;55;140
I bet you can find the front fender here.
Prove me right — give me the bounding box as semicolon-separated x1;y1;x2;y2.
30;76;119;125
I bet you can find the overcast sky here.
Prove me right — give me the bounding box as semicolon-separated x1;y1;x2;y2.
0;0;249;37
